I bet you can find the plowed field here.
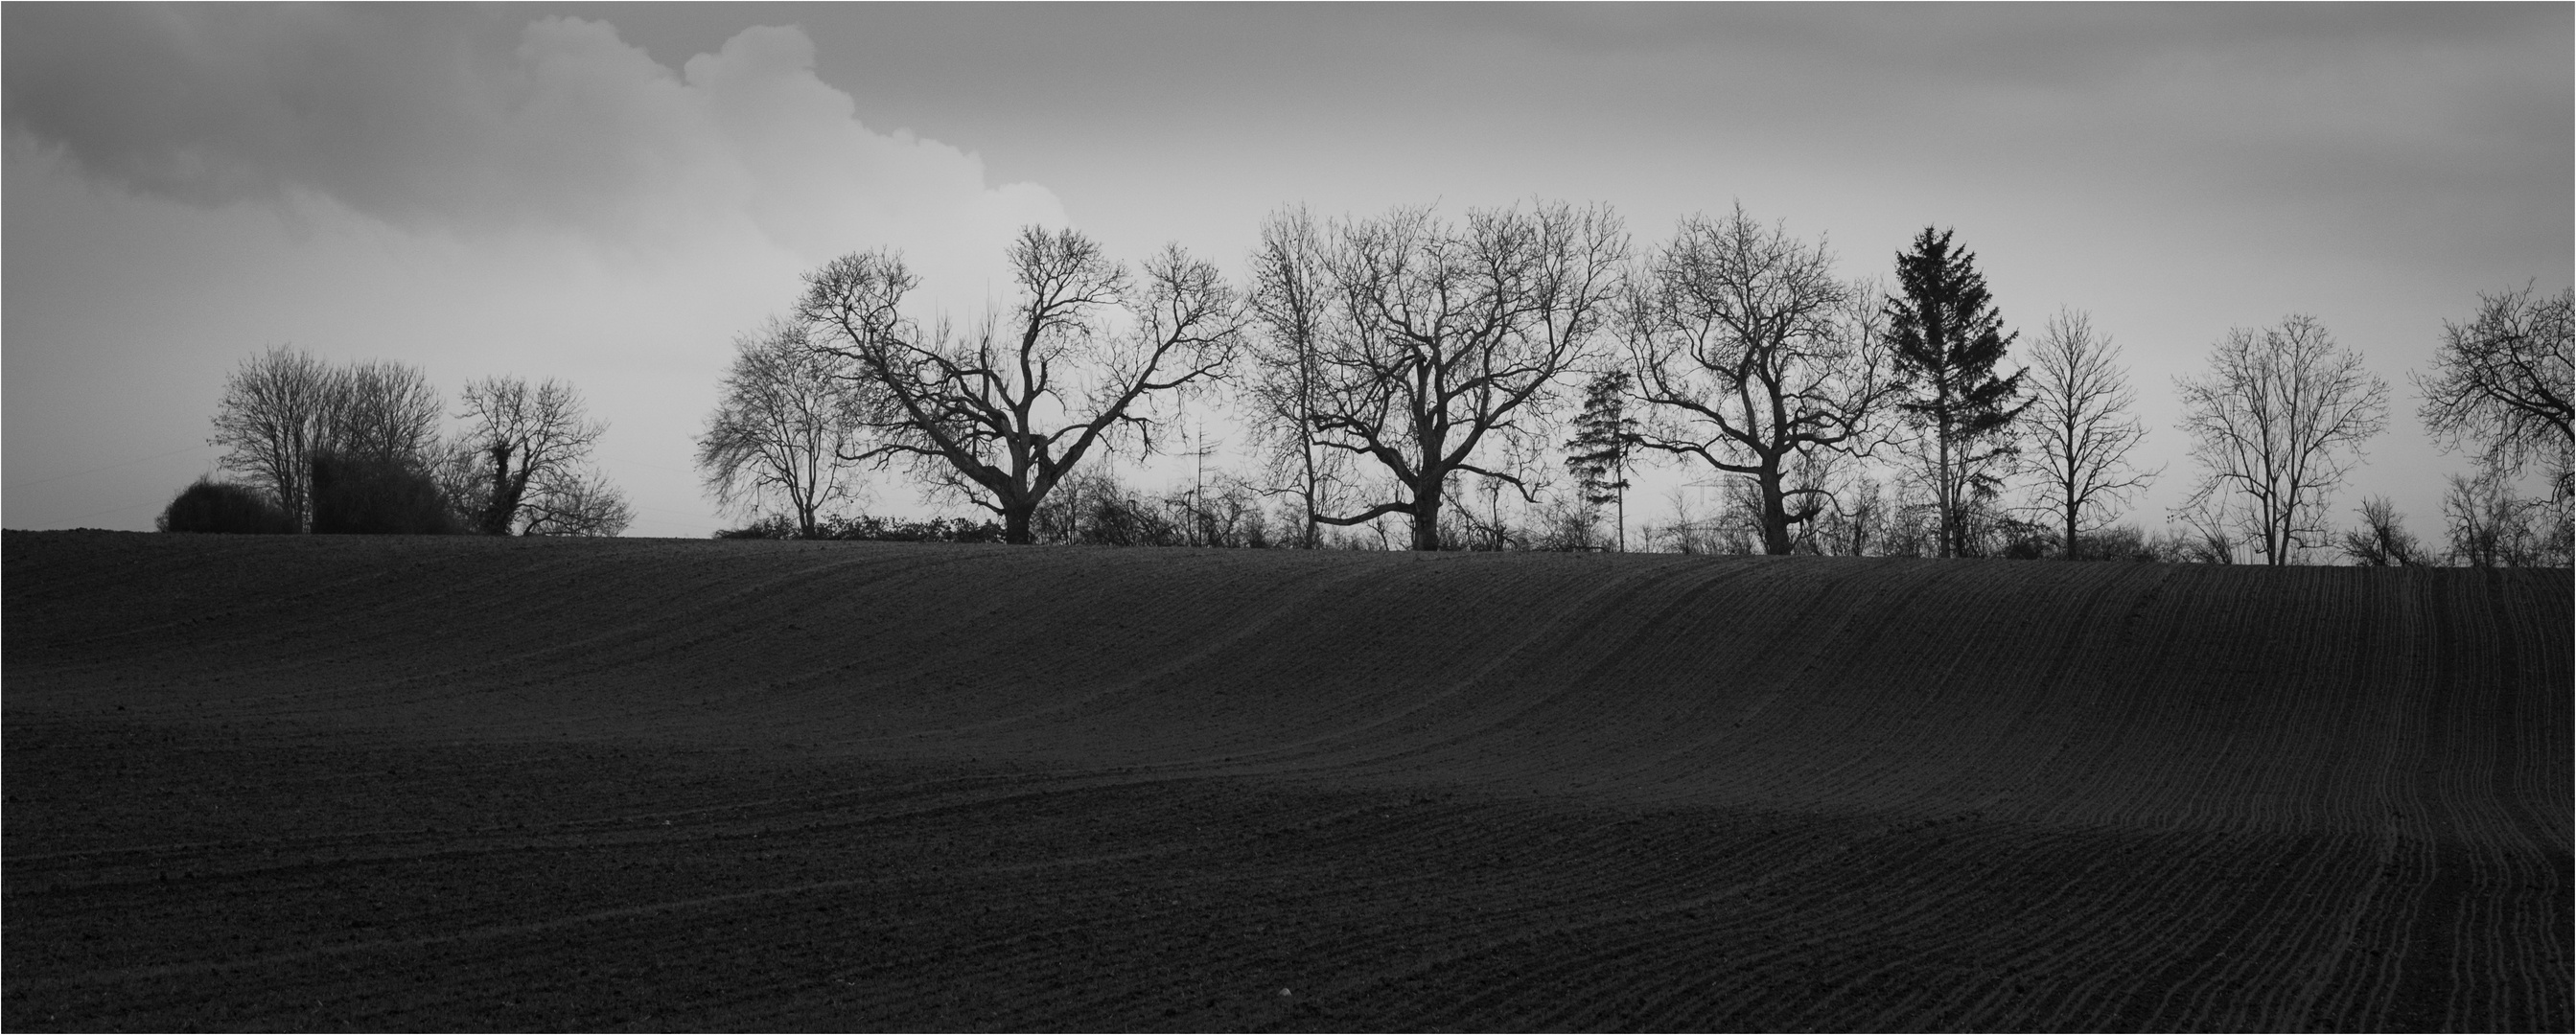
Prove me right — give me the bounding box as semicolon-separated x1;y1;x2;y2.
5;530;2567;1031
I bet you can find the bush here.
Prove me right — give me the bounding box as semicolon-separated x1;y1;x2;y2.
158;478;294;534
310;450;461;535
716;514;1007;543
2075;524;2162;562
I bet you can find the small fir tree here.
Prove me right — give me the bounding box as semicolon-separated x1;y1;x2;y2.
1565;369;1642;551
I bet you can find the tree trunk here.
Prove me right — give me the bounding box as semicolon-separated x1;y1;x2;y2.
2064;499;2080;561
1003;504;1035;545
1758;468;1795;556
1409;489;1442;552
1937;421;1957;558
1614;477;1626;554
477;445;519;536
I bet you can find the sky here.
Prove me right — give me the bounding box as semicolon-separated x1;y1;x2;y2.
6;3;2569;543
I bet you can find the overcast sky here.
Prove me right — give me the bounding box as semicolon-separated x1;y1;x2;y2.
7;3;2568;541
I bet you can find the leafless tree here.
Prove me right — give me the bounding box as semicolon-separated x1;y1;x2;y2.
1621;205;1893;555
210;345;336;532
1298;200;1627;551
212;348;451;534
2440;471;2569;566
2416;282;2572;506
516;467;634;538
453;376;622;536
317;359;444;471
2021;310;2158;560
2338;495;2424;566
696;316;863;538
797;227;1243;544
1241;205;1349;548
2175;314;2388;564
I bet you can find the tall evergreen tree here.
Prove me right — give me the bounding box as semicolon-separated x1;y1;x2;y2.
1564;369;1641;551
1885;227;2028;557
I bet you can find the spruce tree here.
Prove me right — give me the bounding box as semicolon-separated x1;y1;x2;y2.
1565;369;1641;551
1886;228;2028;557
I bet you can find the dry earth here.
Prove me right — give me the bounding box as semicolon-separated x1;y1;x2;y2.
4;529;2567;1031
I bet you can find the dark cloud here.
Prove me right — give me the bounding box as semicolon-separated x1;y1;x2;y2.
5;7;509;216
1;5;1061;260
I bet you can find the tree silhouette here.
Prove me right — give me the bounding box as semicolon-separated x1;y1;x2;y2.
2174;314;2386;564
2022;310;2156;560
697;316;863;539
2416;282;2572;509
798;227;1243;544
1242;206;1349;548
1293;201;1627;551
1564;369;1641;551
209;346;335;532
1885;227;2027;558
453;376;626;537
1624;207;1893;555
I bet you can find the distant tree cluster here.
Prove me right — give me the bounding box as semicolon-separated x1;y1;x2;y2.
716;514;1004;543
696;200;2566;567
170;346;629;537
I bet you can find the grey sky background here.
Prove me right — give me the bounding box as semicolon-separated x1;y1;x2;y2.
6;3;2568;543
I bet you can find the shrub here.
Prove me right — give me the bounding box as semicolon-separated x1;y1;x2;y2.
2076;524;2162;562
716;514;1007;543
158;478;294;534
310;450;462;535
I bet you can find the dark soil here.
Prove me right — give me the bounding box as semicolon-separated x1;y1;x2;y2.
5;530;2567;1031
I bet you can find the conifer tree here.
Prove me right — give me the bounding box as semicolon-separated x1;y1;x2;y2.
1565;369;1641;551
1885;227;2028;557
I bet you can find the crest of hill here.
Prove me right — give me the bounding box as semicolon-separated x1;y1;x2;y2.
6;530;2566;847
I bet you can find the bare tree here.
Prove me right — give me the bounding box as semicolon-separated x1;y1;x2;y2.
317;359;444;470
1300;200;1627;551
696;316;863;538
210;345;336;532
2021;310;2158;559
453;376;622;536
2416;282;2572;504
2175;314;2388;564
797;227;1243;544
1242;205;1348;548
1621;205;1892;555
2339;495;2424;566
516;467;634;538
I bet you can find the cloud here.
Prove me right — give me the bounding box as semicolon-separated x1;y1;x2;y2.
1;6;1063;285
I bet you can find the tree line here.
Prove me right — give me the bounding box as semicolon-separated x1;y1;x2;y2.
164;346;631;538
699;199;2566;566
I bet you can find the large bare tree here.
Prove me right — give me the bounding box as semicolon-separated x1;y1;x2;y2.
1621;206;1893;555
2175;314;2388;564
796;226;1243;544
453;376;624;536
2416;283;2572;502
1241;205;1348;548
1293;200;1627;551
2021;309;2156;560
696;316;863;538
210;345;336;532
